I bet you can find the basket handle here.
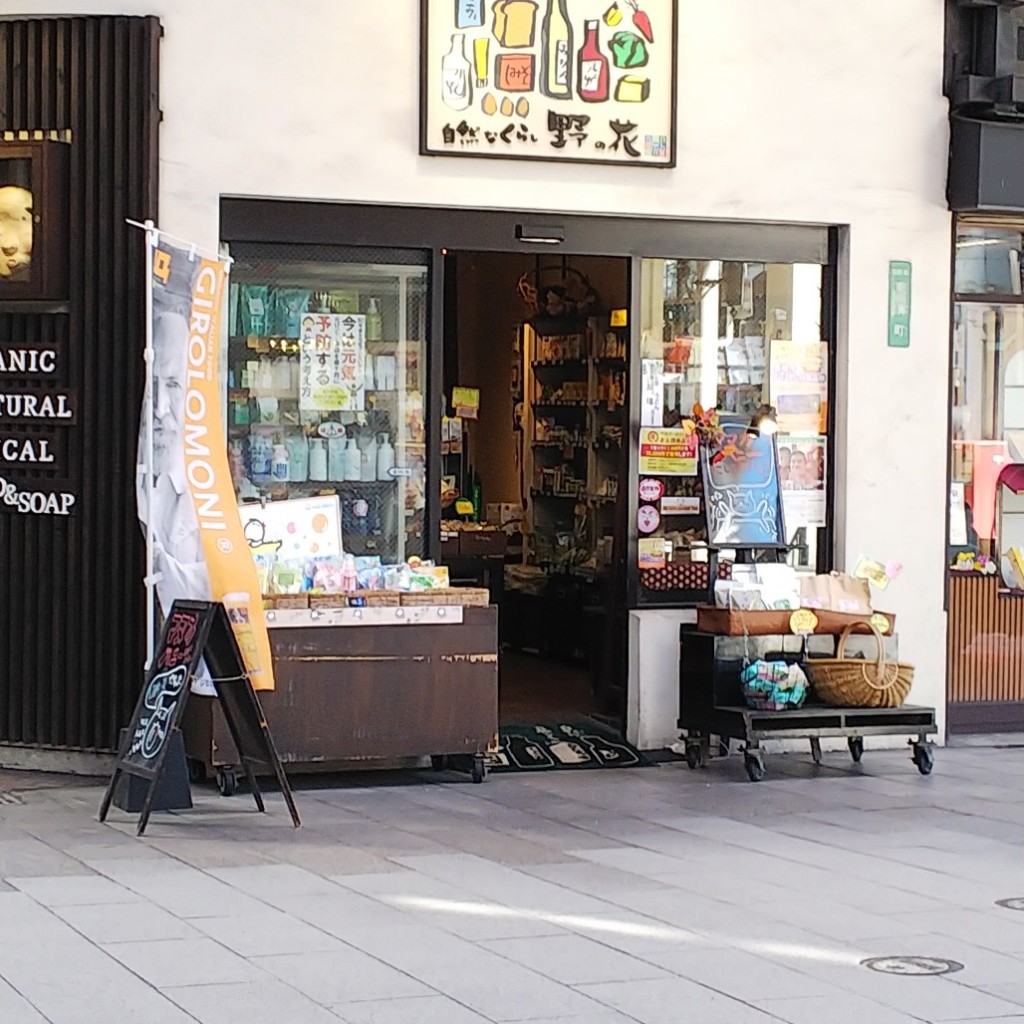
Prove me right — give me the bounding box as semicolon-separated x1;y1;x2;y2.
835;621;889;690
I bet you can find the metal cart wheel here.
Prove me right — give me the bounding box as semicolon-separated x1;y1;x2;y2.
911;741;935;776
685;740;705;770
186;757;207;784
471;754;487;784
744;750;765;783
809;737;823;765
216;766;238;797
848;736;864;763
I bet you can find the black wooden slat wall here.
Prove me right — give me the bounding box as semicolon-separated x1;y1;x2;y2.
0;16;160;751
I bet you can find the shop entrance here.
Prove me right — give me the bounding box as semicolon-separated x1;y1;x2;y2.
441;251;630;732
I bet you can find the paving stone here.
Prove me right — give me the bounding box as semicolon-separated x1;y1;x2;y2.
482;934;671;984
8;873;142;906
101;936;265;987
53;901;201;943
163;979;341;1024
331;994;494;1024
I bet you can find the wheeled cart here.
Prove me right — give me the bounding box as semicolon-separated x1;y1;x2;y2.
184;604;498;791
678;629;938;782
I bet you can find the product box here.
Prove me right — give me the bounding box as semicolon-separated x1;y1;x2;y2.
486;503;524;526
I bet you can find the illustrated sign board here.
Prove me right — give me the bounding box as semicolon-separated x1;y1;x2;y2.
238;494;343;562
99;601;300;836
420;0;678;167
299;313;366;412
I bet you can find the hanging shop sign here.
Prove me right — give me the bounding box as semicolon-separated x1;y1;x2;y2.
887;260;912;348
0;339;76;514
420;0;678;167
299;313;366;413
638;426;697;475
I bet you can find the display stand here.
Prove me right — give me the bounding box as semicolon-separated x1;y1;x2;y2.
99;600;301;834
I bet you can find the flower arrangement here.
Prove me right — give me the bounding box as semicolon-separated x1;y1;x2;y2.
689;404;757;466
950;551;998;575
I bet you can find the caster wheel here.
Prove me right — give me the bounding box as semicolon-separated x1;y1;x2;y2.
186;757;207;784
912;743;934;776
430;755;448;772
685;743;703;770
744;751;765;783
216;767;238;797
848;737;864;763
471;757;486;784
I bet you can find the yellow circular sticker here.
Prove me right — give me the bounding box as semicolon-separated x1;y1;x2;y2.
870;613;890;635
789;609;819;635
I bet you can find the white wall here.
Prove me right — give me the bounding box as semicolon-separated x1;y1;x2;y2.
13;1;953;738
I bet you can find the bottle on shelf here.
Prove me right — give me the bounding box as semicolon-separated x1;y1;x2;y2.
344;434;362;481
366;298;383;342
272;442;290;482
471;467;482;521
249;433;272;477
328;435;347;481
376;433;395;481
577;20;609;102
286;433;309;482
360;433;378;482
541;0;573;98
308;438;328;482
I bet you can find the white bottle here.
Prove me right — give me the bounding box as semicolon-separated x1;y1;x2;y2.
344;437;362;481
363;354;376;395
273;356;291;391
441;33;472;111
258;355;274;391
376;434;395;481
360;434;378;482
308;438;327;481
286;434;308;482
328;436;347;481
250;433;272;476
272;443;290;482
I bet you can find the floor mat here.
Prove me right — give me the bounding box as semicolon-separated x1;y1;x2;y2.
487;719;652;772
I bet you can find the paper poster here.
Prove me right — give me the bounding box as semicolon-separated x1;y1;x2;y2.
638;427;697;475
641;359;664;427
299;313;366;412
638;478;664;502
778;434;826;529
421;0;679;167
637;505;660;533
661;495;700;515
638;536;666;569
949;481;968;546
238;495;343;561
452;386;480;420
769;340;828;435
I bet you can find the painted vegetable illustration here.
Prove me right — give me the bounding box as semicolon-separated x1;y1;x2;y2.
626;0;653;43
609;30;648;69
602;2;622;26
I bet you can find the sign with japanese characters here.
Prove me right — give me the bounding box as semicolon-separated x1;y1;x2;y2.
420;0;677;167
638;427;697;475
298;313;366;413
887;260;911;348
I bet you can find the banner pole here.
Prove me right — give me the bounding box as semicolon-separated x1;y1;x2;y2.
143;218;157;670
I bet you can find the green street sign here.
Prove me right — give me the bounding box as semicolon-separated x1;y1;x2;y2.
888;260;911;348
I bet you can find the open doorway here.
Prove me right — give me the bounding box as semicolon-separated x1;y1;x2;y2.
441;251;631;735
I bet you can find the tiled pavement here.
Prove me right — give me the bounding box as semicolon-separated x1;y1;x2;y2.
1;744;1024;1023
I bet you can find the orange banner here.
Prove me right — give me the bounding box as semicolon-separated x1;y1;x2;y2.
183;255;275;690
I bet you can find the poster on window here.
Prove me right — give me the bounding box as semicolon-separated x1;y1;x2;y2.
778;435;826;528
769;340;828;435
299;313;366;413
420;0;678;167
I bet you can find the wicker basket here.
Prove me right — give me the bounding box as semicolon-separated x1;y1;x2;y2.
805;623;913;709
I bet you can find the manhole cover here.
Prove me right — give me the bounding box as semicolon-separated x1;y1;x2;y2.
861;956;963;976
996;898;1024;912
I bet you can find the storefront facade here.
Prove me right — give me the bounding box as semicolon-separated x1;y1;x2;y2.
3;2;952;761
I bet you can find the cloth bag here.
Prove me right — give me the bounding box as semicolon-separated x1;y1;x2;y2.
800;571;871;615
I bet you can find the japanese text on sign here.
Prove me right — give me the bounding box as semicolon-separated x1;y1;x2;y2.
638;427;697;476
299;313;366;413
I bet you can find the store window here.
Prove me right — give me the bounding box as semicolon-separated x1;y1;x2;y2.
225;244;429;565
949;295;1024;584
636;258;827;603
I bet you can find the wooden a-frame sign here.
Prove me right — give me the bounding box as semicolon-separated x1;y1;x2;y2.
99;600;300;836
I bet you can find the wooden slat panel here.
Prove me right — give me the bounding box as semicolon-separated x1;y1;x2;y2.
0;16;159;751
947;575;1024;704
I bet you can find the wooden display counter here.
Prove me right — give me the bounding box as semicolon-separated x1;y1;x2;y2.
947;572;1024;733
184;604;498;790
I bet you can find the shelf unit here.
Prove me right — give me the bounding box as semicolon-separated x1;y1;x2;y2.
521;314;627;574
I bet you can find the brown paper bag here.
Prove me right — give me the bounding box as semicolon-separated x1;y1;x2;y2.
800;572;872;615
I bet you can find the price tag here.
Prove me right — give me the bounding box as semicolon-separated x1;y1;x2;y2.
789;609;818;635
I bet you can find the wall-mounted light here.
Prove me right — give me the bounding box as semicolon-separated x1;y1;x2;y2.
516;223;565;245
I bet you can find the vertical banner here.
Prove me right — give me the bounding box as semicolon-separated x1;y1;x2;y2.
137;237;275;691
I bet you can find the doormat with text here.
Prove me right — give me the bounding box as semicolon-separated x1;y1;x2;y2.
487;720;652;772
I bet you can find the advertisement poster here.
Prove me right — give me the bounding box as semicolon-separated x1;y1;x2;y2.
641;358;664;426
769;340;828;435
661;494;700;516
637;536;666;569
299;313;366;413
778;434;826;529
238;495;343;561
136;237;275;692
452;386;480;419
638;427;697;475
421;0;678;167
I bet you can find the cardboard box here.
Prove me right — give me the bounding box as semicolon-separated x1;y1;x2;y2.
486;503;523;526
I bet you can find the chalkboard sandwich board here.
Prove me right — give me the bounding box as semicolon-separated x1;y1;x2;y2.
99;600;300;836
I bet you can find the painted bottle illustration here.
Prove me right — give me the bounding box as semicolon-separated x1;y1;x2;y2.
441;32;473;111
577;19;609;102
541;0;573;98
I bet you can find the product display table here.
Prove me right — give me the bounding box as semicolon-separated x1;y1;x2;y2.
184;604;498;792
678;629;937;782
